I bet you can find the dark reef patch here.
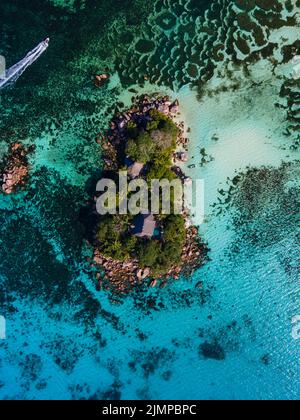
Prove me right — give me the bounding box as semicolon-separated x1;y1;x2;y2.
211;162;300;263
189;317;257;361
69;383;91;400
261;354;271;366
35;380;48;391
0;214;74;304
161;370;173;381
129;347;175;379
41;335;84;374
199;341;226;361
25;167;87;258
231;163;300;252
131;281;214;315
135;39;155;54
20;353;43;382
89;380;122;401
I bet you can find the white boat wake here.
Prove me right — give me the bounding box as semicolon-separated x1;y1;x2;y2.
0;38;49;89
291;55;300;80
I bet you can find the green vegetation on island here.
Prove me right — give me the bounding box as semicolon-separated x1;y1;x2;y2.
95;106;186;275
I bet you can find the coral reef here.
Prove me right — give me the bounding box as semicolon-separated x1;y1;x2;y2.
113;0;298;93
280;77;300;150
199;340;226;361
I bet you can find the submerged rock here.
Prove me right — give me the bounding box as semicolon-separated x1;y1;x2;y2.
199;341;226;361
1;142;31;194
94;73;110;88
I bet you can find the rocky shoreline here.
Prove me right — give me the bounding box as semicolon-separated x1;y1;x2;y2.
96;95;187;170
93;225;208;294
91;94;208;293
0;142;31;195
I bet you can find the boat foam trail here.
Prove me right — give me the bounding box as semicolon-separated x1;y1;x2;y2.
0;38;49;89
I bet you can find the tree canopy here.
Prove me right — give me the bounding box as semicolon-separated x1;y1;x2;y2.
125;110;178;164
95;107;186;275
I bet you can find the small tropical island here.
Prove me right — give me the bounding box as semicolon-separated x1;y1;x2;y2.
86;94;208;293
0;142;31;195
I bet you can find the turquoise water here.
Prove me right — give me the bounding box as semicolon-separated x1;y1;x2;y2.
0;0;299;400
